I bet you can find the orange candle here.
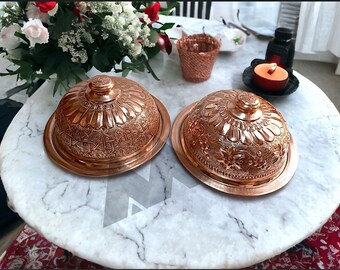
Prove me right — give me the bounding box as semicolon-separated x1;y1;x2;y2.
253;63;289;91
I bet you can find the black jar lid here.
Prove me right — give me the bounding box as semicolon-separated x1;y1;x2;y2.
275;27;293;41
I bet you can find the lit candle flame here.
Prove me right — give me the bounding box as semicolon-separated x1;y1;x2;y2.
267;63;277;75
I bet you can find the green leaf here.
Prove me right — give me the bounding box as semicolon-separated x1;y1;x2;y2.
18;1;28;11
41;51;65;77
14;31;29;45
56;59;72;82
159;2;179;16
90;13;105;26
122;59;145;73
53;80;61;96
144;46;161;59
149;28;159;43
0;69;16;76
122;69;130;77
92;49;111;72
70;64;88;83
132;1;153;11
49;6;75;38
6;82;30;98
89;35;127;72
26;79;45;97
158;23;176;31
52;78;69;96
8;60;34;81
104;38;124;62
140;55;160;81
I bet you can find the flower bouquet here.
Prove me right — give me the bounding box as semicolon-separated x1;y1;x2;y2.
0;1;177;96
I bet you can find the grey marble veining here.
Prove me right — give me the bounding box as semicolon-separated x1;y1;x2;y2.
0;17;340;269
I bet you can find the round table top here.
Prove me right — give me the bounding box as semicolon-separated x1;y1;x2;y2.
1;17;340;269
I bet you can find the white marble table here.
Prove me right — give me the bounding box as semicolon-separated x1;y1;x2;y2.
1;17;340;269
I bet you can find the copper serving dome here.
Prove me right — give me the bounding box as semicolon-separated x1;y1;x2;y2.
171;90;298;196
44;75;170;177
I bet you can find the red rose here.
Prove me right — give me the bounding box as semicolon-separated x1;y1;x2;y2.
72;8;80;15
144;2;161;22
157;33;172;55
35;2;57;13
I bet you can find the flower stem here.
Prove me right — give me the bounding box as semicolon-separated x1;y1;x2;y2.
141;55;160;81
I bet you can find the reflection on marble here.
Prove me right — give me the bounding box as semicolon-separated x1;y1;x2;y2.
1;17;340;269
105;143;198;225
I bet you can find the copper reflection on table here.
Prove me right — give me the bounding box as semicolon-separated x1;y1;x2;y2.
171;90;298;196
44;75;170;177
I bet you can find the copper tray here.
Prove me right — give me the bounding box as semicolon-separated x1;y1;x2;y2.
171;102;298;196
44;96;170;177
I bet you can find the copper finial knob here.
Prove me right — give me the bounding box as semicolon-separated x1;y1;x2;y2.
231;92;263;121
86;75;119;102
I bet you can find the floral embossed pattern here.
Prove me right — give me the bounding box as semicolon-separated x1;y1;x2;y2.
202;90;286;145
54;76;160;161
183;90;291;185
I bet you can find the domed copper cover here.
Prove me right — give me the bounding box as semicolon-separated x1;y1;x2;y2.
171;90;298;196
44;75;170;177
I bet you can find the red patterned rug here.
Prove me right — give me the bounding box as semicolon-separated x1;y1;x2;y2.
1;207;339;269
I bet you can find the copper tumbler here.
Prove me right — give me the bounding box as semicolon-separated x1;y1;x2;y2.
176;34;221;82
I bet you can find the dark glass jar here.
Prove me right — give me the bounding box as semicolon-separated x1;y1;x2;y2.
265;27;295;69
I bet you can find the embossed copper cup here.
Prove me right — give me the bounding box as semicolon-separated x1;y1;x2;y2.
44;75;171;177
171;89;298;196
176;34;221;82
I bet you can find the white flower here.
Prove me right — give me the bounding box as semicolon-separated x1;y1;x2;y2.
121;34;132;45
0;23;21;50
6;2;16;8
26;2;48;22
100;2;154;58
110;3;122;14
128;25;140;40
137;12;151;25
102;16;115;30
82;32;94;44
121;2;135;13
117;17;126;27
22;18;49;48
130;42;142;57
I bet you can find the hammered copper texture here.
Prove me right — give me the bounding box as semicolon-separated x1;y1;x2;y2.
171;89;298;196
176;34;221;82
44;75;170;177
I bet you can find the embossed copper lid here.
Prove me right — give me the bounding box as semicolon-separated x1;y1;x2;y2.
171;90;298;196
44;75;170;177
